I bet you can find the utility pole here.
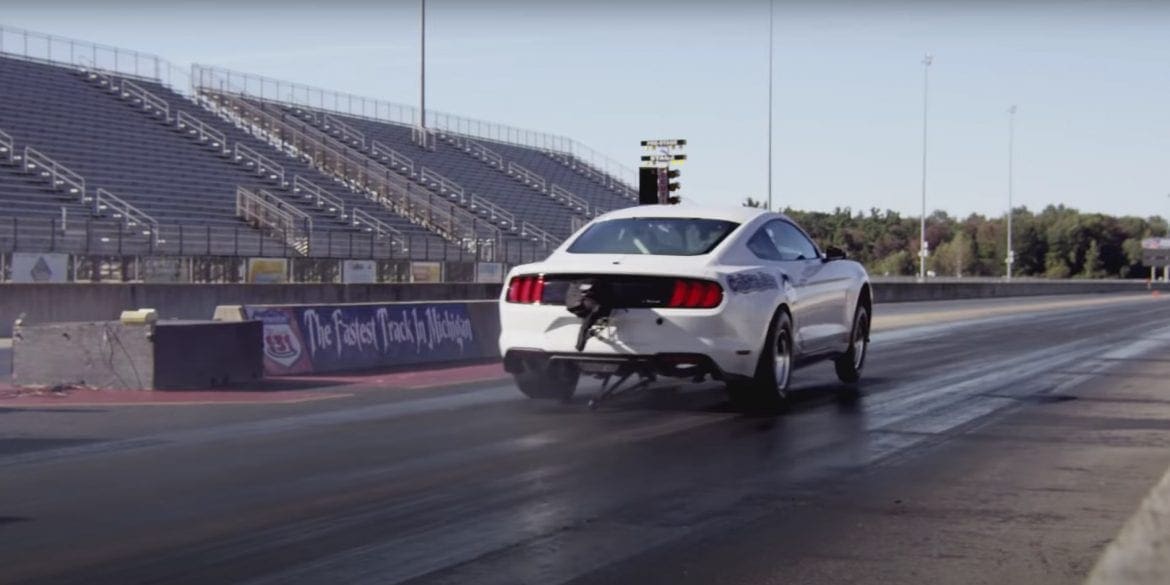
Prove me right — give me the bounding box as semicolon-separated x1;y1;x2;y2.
918;52;933;282
1006;105;1017;281
767;0;774;211
420;0;427;129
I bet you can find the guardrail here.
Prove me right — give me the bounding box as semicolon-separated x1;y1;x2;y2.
292;175;346;220
175;111;227;151
23;147;86;201
117;79;172;122
94;188;159;240
203;90;499;250
233;143;286;184
507;161;547;192
0;24;189;94
322;114;366;148
371;140;415;175
0;127;13;164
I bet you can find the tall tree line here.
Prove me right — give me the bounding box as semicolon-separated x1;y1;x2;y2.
744;199;1167;278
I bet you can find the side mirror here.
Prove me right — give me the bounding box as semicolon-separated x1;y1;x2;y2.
823;246;847;261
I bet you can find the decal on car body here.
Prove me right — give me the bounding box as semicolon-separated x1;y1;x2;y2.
726;271;779;294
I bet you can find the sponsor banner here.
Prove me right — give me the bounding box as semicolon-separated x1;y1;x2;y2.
11;252;69;283
242;307;314;375
243;302;481;374
142;257;186;283
410;261;443;283
247;258;289;284
342;259;378;284
475;262;505;284
1142;238;1170;250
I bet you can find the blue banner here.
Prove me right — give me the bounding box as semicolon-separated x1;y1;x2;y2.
244;302;482;374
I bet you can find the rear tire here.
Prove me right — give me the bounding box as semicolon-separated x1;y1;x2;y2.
834;304;869;385
728;309;793;413
514;361;579;401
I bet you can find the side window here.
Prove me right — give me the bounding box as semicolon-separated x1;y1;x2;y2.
765;221;819;261
747;229;783;261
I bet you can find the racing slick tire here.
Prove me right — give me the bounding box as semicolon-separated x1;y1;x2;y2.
514;361;580;401
834;304;870;385
728;309;793;413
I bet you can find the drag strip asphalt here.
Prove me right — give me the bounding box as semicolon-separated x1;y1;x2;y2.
2;292;1170;585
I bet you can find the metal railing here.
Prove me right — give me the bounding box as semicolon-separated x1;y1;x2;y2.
0;217;552;267
322;114;366;148
350;207;404;245
0;24;189;95
292;175;346;220
570;215;589;233
508;161;547;192
370;140;415;175
420;167;465;200
175;111;227;151
117;79;172;122
236;186;311;255
190;64;635;188
0;128;13;164
0;27;633;191
468;194;516;228
233;143;286;184
551;184;590;216
23;147;86;201
94;188;159;239
520;221;558;249
203;90;498;249
453;136;505;169
545;150;638;200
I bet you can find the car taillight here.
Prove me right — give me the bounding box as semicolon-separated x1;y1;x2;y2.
666;279;723;309
506;275;545;304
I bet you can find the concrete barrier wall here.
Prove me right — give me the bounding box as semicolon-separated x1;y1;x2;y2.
873;280;1168;303
1;279;1165;338
12;320;263;389
0;283;502;337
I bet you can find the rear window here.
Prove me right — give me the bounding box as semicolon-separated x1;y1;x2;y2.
567;218;739;256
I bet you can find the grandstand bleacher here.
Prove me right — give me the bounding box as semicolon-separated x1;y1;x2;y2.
0;25;636;281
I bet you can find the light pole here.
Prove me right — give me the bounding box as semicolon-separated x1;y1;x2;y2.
1006;105;1017;281
766;0;774;211
420;0;427;129
918;52;932;282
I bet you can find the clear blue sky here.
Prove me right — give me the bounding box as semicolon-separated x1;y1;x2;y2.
2;0;1168;219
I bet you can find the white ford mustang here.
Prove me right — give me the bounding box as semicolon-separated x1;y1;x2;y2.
498;204;872;410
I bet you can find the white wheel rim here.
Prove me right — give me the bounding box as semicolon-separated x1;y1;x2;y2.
853;313;868;370
775;328;791;390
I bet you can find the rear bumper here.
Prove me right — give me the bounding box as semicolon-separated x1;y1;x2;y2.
498;303;764;379
503;349;742;381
